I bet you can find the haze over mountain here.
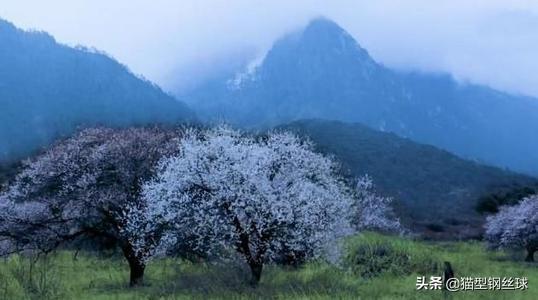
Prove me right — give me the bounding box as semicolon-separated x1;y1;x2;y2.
0;19;193;163
184;17;538;176
280;120;537;238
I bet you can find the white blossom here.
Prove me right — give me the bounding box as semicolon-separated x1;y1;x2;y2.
484;195;538;262
126;126;355;283
352;175;402;233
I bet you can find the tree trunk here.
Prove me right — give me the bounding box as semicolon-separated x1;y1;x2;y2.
248;260;263;286
127;256;145;286
121;244;146;287
228;214;267;287
525;248;535;262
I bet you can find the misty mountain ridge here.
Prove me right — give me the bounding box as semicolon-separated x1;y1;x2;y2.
184;17;538;176
0;18;194;163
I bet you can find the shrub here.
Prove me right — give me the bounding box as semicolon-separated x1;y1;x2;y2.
344;233;441;278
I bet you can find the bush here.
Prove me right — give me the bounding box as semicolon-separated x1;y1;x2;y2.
344;233;441;278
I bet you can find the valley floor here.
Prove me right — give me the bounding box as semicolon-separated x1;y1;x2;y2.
0;234;536;299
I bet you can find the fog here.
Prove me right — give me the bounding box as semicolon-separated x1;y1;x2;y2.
2;0;538;97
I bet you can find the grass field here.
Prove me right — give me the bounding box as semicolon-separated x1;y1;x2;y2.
0;233;536;299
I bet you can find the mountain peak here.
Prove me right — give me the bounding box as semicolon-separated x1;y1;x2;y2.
299;17;371;59
303;16;346;35
259;16;377;80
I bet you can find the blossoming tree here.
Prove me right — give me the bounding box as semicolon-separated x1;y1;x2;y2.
0;127;180;286
352;175;401;233
484;195;538;262
126;127;354;284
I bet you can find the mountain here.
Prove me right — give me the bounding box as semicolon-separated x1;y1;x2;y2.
0;19;194;162
184;17;538;176
280;119;538;239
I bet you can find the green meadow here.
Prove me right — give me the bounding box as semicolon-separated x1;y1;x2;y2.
0;233;535;300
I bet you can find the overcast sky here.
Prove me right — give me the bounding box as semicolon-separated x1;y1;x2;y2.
2;0;538;97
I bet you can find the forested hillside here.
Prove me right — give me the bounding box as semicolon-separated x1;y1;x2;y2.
280;119;538;238
0;19;194;163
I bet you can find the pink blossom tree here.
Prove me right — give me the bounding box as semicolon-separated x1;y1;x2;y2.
0;127;180;286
